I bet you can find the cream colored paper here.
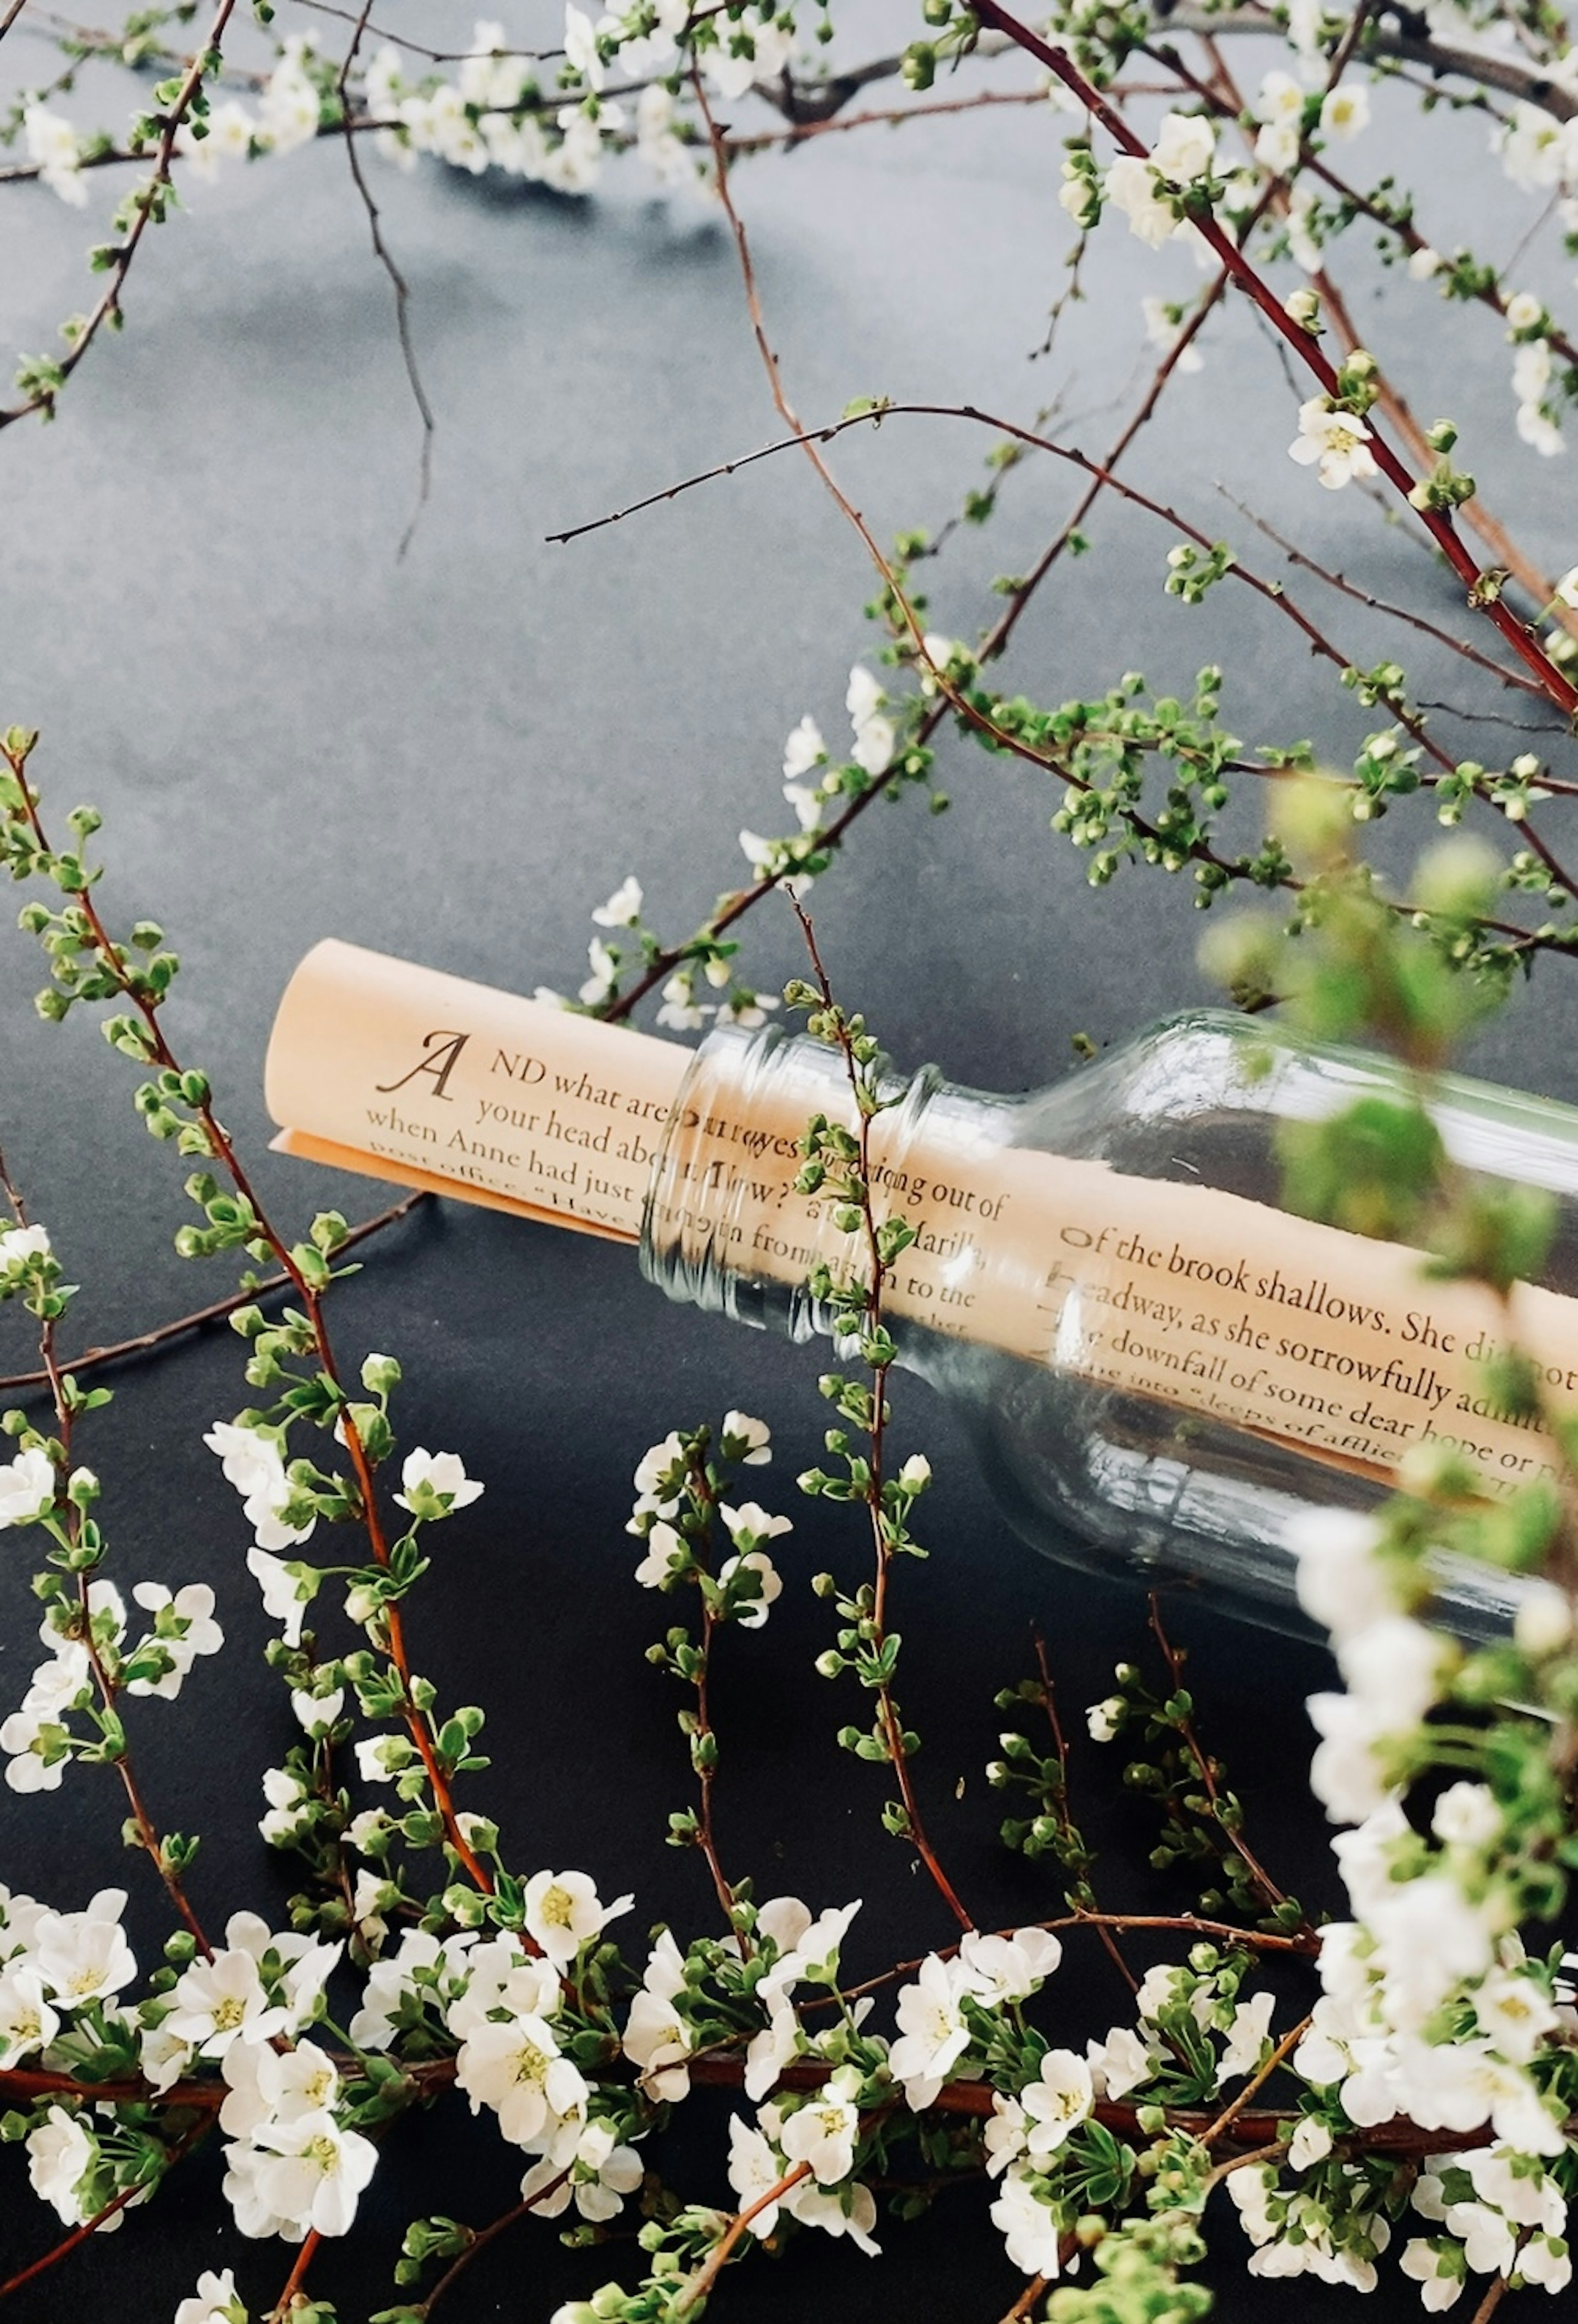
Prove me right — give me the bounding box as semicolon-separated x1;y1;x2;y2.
266;941;687;1243
267;942;1578;1495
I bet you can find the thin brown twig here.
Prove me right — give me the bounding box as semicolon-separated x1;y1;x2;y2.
1031;1629;1137;1994
1148;1596;1299;1925
675;2160;813;2313
1215;487;1551;701
0;1145;214;1954
968;0;1578;716
791;896;972;1933
266;2227;322;2323
0;0;32;39
0;0;241;433
0;1191;428;1393
999;2270;1050;2322
417;2177;570;2318
1467;2270;1517;2324
335;0;434;560
4;753;495;1897
0;2115;208;2301
1199;2015;1310;2148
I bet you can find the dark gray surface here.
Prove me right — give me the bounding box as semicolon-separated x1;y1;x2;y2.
2;7;1574;2315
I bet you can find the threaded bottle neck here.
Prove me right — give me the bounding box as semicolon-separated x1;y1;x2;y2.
639;1021;1009;1361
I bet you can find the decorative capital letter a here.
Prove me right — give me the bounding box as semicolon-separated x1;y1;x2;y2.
376;1028;470;1101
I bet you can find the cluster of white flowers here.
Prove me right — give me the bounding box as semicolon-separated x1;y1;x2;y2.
707;1900;878;2255
2;1576;222;1792
3;1889;361;2239
363;10;707;196
625;1418;791;1620
1257;1507;1578;2299
221;2036;375;2238
171;35;323;185
1101;113;1216;252
1498;88;1578;196
206;1418;315;1552
1503;291;1565;457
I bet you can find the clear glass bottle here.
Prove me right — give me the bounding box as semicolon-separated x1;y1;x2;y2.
640;1009;1578;1642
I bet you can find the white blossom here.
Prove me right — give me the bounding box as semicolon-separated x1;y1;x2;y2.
31;1889;137;2006
656;971;709;1032
1103;154;1184;249
0;1445;56;1528
591;876;643;927
579;935;618;1005
1;1702;72;1792
257;39;324;157
0;1962;60;2062
727;2114;790;2232
394;1446;484;1515
1087;1696;1124;1743
719;1499;792;1548
958;1925;1063;2004
990;2160;1065;2277
783;716;825;782
1289;1511;1394;1632
705;10;795;102
718;1547;782;1626
1220;1990;1276;2080
173;2266;245;2324
1498;101;1573;195
1432;1782;1502;1849
632;1432;686;1517
0;1222;51;1266
23;107;86;205
889;1952;976;2108
722;1411;771;1464
1151;111;1215;183
1513;1578;1573;1656
242;2107;378;2236
780;2069;860;2184
1320;84;1370;140
1086;2022;1154;2100
455;2012;590;2145
1289;2115;1333;2170
1408;245;1445;281
246;1547;312;1648
743;1986;803;2100
1020;2048;1093;2158
634;1518;687;1590
523;1868;633;1965
205;1421;314;1551
622;1929;694;2100
846;664;896;777
127;1582;223;1699
787;2173;880;2253
164;1947;287;2059
27;2106;106;2226
521;2118;643;2219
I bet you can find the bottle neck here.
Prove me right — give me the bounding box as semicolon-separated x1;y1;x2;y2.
639;1021;1023;1372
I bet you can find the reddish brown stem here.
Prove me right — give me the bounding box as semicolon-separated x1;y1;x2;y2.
5;758;494;1899
967;0;1578;716
791;901;972;1933
0;1192;427;1394
0;2117;208;2302
266;2227;322;2322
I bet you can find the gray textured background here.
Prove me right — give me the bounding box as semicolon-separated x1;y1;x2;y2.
2;3;1575;2314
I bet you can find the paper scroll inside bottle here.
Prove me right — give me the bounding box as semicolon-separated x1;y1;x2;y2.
267;942;1578;1499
